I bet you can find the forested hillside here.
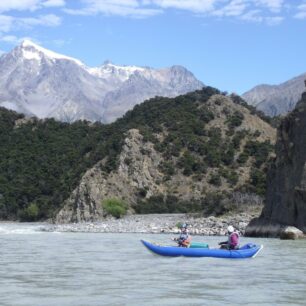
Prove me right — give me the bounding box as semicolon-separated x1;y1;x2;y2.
0;87;276;221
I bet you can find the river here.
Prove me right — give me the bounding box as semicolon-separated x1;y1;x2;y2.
0;223;305;306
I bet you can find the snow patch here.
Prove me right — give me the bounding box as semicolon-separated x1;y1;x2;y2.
21;39;84;66
22;49;42;61
88;63;146;81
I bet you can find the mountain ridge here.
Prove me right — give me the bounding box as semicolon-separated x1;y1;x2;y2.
0;40;203;123
242;72;306;116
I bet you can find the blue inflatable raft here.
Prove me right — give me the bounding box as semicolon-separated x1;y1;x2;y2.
141;240;263;259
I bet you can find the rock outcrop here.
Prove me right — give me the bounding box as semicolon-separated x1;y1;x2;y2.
246;92;306;237
55;129;165;223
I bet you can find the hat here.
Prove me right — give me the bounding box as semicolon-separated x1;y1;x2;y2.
227;225;234;233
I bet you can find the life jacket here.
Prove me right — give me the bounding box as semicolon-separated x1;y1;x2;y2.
181;235;192;247
228;231;239;248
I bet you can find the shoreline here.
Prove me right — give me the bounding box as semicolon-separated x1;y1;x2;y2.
46;210;261;235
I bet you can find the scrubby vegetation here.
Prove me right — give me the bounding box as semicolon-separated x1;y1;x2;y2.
102;198;127;218
133;191;263;216
0;86;275;220
0;108;124;220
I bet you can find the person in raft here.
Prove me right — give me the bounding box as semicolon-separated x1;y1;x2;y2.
172;223;192;247
219;225;240;250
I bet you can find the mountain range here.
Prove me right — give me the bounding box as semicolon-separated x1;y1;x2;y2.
2;39;305;122
0;40;203;123
242;72;306;117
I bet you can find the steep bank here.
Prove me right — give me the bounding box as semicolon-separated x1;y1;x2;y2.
246;92;306;238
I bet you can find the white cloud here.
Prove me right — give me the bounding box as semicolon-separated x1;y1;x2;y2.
0;0;65;12
252;0;284;12
0;35;19;43
265;15;283;24
42;0;66;7
0;0;41;13
0;34;41;46
240;8;283;24
0;14;61;32
213;0;247;17
21;14;61;27
149;0;217;13
44;13;61;25
240;9;263;22
0;0;298;30
62;0;293;24
295;3;306;19
65;0;162;17
0;15;13;32
295;11;306;19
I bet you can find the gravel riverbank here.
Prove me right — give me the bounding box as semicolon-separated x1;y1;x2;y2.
47;209;261;236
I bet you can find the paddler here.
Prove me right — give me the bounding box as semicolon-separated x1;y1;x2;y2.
219;225;240;250
172;223;192;247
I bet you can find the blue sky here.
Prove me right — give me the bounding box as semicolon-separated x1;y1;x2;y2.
0;0;306;93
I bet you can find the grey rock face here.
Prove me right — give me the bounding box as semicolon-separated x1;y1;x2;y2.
55;129;165;223
246;92;306;237
242;73;306;116
0;40;203;123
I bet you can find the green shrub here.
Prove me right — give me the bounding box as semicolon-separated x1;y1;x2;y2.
249;168;267;196
202;192;226;216
226;111;244;129
232;130;247;149
159;161;175;176
133;194;203;214
209;173;222;186
138;188;148;198
102;198;127;218
19;202;39;222
237;152;249;164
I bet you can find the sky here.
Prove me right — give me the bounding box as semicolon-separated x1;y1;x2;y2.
0;0;306;94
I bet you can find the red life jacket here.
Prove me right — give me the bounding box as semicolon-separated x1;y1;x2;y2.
181;235;192;247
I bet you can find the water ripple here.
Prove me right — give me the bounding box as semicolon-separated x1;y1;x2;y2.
0;224;305;305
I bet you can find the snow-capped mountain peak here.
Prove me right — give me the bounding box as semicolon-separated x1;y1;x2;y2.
0;40;204;123
87;60;146;81
19;39;84;66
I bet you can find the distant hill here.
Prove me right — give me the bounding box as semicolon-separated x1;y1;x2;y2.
242;72;306;116
0;87;276;222
0;40;203;123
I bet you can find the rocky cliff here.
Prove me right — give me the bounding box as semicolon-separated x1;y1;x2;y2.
55;129;164;223
246;92;306;237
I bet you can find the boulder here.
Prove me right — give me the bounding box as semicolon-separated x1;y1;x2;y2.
280;226;304;240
